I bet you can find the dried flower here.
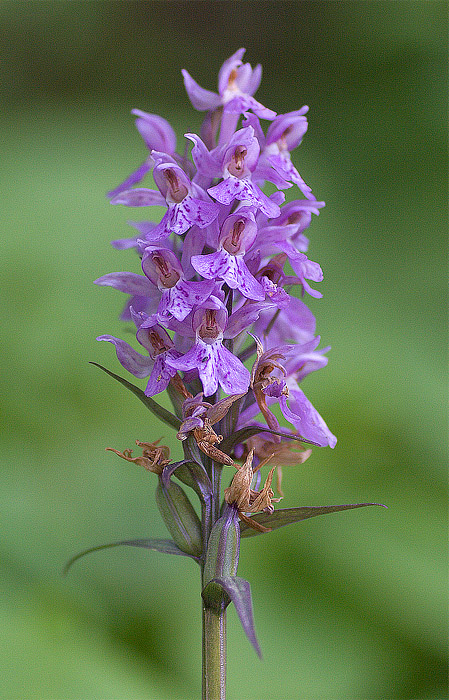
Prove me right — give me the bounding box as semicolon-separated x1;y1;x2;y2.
106;439;170;474
224;449;282;532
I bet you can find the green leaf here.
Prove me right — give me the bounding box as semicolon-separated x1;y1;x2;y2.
220;425;321;453
203;576;261;657
63;537;198;575
90;362;181;430
240;503;387;538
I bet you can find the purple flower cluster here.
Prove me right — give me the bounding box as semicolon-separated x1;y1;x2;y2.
96;49;336;450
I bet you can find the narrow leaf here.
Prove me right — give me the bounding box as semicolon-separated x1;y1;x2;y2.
240;503;387;538
90;362;181;430
220;425;320;454
63;537;197;575
204;576;261;657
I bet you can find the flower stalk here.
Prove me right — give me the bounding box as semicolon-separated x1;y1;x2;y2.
202;603;226;700
65;48;385;699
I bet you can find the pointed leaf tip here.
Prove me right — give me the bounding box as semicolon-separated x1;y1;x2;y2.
89;362;181;430
240;503;387;538
63;537;198;576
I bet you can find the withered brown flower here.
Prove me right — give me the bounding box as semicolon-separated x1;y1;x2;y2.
224;449;282;532
106;438;171;475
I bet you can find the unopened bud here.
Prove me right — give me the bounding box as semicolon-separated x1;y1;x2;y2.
155;480;202;557
203;504;240;590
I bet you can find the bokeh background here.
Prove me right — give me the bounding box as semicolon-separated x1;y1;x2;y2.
1;2;447;699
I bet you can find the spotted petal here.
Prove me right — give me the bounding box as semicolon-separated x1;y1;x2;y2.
208;177;280;219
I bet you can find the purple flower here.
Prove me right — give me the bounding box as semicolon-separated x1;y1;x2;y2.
98;49;337;456
107;111;177;199
182;48;275;120
254;198;325;257
207;127;281;218
264;108;314;198
97;317;181;397
166;301;250;397
110;154;219;240
191;209;265;300
141;245;215;321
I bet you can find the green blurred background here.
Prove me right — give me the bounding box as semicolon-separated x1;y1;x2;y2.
1;2;447;698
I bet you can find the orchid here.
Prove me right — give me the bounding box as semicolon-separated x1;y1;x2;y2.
69;49;383;700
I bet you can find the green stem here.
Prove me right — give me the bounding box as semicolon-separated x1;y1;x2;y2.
202;458;226;698
210;461;222;522
202;602;227;700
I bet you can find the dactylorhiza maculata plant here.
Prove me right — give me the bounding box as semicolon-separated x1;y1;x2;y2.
66;49;383;700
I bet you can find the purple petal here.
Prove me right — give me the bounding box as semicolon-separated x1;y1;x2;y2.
185;133;221;180
167;197;219;235
208;178;280;218
260;277;291;308
168;340;220;397
96;335;153;378
144;354;179;396
252;297;316;347
246;62;262;95
158;279;215;322
110;188;166;207
107;160;153;199
224;299;277;339
224;255;265;300
253;162;292;190
131;110;177;153
278;247;323;299
279;390;337;448
181;69;222;111
224;95;276;120
191;250;230;280
265;108;309;148
110;235;140;250
268;153;313;199
94;271;153;297
180;196;220;230
181;226;207;279
217;344;251;395
217;48;246;95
